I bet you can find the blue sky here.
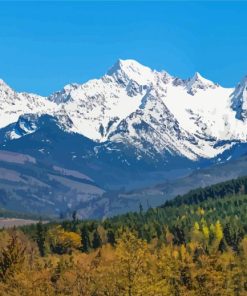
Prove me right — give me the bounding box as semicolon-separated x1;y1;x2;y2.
0;1;247;95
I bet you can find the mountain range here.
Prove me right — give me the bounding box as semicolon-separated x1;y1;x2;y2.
1;59;247;218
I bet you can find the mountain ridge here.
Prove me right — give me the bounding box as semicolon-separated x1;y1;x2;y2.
0;59;246;162
0;59;247;217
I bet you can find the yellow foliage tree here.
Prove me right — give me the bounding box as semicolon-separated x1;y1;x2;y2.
114;231;154;295
47;226;81;254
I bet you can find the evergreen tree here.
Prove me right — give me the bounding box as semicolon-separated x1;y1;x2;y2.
218;239;227;253
71;210;78;232
172;226;186;245
92;229;102;249
80;224;91;253
36;220;46;257
107;229;116;246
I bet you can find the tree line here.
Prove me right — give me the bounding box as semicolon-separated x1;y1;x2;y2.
0;176;247;295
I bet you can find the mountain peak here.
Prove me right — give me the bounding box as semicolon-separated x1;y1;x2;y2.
193;71;203;80
191;72;214;85
108;59;149;72
107;59;154;85
48;83;79;104
186;71;217;95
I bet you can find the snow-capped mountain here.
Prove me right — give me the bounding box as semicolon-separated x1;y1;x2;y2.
0;79;58;131
1;59;247;165
1;59;247;218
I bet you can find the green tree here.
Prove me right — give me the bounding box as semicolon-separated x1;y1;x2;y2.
92;229;102;249
71;210;78;232
36;220;46;257
81;224;91;253
107;229;116;246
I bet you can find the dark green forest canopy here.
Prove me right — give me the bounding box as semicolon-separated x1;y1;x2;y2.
19;175;247;254
161;175;247;208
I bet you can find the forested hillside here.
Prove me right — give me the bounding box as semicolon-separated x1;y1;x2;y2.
0;177;247;295
163;175;247;207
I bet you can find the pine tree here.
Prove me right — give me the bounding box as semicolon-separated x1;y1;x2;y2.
36;220;46;257
172;225;186;245
92;229;102;249
107;229;116;246
80;224;91;253
71;210;78;232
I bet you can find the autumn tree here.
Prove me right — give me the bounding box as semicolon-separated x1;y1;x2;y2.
0;234;26;282
48;226;81;254
115;231;155;295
